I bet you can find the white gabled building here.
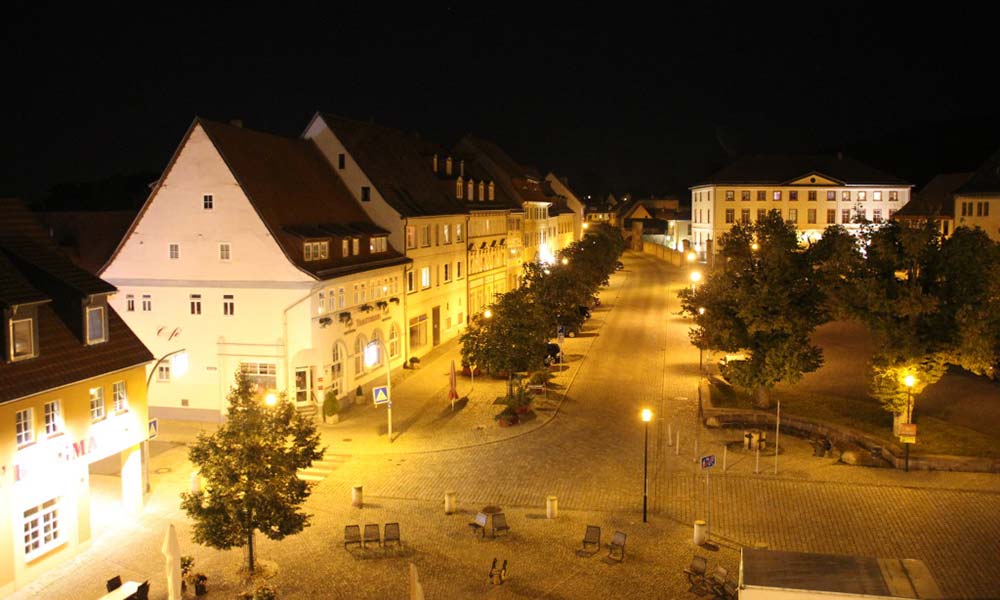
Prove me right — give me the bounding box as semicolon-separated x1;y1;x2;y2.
100;119;410;421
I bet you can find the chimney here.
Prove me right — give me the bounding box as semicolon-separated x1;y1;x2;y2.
230;119;243;128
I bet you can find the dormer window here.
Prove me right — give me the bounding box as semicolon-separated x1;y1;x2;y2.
432;154;439;173
86;306;107;345
342;239;350;257
304;241;330;261
352;238;360;255
478;181;485;202
10;317;36;360
370;236;388;253
467;180;474;201
489;182;495;201
459;159;465;177
446;157;453;176
456;177;464;200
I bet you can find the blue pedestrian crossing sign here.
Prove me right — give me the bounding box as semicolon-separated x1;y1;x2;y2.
700;454;716;469
372;386;390;405
148;418;159;440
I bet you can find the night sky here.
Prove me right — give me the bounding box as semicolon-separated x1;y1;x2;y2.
5;4;998;208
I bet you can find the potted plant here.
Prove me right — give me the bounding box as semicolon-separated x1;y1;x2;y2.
389;296;400;305
376;300;389;310
323;389;340;424
338;311;352;323
192;572;208;596
359;303;373;312
180;555;194;592
254;585;278;600
408;356;420;369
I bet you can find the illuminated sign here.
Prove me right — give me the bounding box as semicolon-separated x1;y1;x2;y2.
15;435;99;482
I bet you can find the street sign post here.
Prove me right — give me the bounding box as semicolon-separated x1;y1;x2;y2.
148;418;159;440
700;454;715;540
700;454;716;469
373;385;389;405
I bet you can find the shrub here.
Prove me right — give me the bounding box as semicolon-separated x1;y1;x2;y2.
254;585;278;600
322;389;340;417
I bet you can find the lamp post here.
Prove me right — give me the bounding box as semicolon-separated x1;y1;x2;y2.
903;374;915;472
641;408;652;523
690;270;702;294
365;339;392;443
697;307;706;373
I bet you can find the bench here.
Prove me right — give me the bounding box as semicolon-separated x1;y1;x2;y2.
526;383;546;397
469;512;488;537
581;525;601;553
344;524;361;548
383;522;401;547
492;512;510;537
363;523;381;548
608;530;627;562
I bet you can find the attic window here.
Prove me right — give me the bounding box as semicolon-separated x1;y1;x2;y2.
467;180;474;201
10;317;36;360
203;194;214;210
456;177;464;200
304;241;330;261
478;181;485;202
446;157;453;176
489;182;495;201
338;153;346;169
370;236;387;253
361;186;371;202
86;306;107;345
432;154;438;173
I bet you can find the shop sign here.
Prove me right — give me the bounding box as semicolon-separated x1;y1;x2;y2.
14;435;98;483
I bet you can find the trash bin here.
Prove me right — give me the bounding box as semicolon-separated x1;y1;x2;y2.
546;496;558;519
693;520;708;545
444;491;457;514
351;485;363;508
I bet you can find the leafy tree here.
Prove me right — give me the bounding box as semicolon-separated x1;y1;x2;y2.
180;370;323;573
522;262;591;335
460;286;549;397
680;211;825;408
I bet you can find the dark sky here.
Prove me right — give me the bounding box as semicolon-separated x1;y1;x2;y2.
4;3;998;206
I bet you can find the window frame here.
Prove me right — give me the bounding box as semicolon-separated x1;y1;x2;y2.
89;386;106;421
43;400;62;436
169;243;179;260
113;381;128;412
15;407;34;447
190;294;202;315
219;243;231;261
86;306;107;345
23;499;61;560
203;194;214;210
157;364;171;382
223;294;235;316
10;317;36;360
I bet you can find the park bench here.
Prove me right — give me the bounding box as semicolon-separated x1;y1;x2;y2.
363;523;381;548
343;525;362;549
469;512;488;537
526;382;547;397
384;522;401;547
607;530;627;561
492;512;511;537
581;525;601;554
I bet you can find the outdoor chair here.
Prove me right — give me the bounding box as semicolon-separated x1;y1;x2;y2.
719;579;738;600
608;530;627;561
363;523;381;548
683;555;707;589
469;512;488;537
343;524;362;549
134;580;150;600
492;512;510;537
384;522;401;547
581;525;601;553
106;575;122;592
708;565;729;596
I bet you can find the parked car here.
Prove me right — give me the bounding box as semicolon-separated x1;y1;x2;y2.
614;261;624;271
577;305;591;319
544;343;563;365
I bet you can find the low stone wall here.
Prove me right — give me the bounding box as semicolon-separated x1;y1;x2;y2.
701;378;1000;473
642;241;684;266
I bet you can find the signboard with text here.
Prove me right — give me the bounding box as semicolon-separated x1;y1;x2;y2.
701;454;716;470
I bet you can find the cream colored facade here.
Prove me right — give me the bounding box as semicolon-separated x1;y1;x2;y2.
468;209;509;316
507;212;525;289
953;195;1000;242
0;365;148;594
691;176;912;256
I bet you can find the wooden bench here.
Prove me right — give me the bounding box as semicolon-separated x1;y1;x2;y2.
383;522;401;547
363;523;381;548
344;524;361;549
608;530;627;561
581;525;601;553
469;512;488;537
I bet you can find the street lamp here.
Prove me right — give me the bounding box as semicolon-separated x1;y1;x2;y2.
751;242;759;252
483;308;493;319
641;408;652;523
561;257;569;265
686;251;696;264
697;307;706;372
903;374;915;472
690;270;702;293
264;392;277;406
365;339;393;443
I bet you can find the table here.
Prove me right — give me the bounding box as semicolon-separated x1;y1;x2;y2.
480;506;503;537
98;581;140;600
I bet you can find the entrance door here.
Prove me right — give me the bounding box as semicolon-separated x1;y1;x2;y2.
432;306;441;346
295;367;312;405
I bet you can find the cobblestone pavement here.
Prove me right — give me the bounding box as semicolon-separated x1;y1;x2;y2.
12;251;1000;599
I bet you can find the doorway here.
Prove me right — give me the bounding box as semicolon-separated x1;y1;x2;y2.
295;367;312;405
432;306;441;346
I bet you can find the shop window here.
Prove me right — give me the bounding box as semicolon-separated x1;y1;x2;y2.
240;362;276;390
23;499;61;559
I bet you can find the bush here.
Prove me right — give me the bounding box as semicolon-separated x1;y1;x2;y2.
529;370;553;385
254;585;278;600
322;389;340;417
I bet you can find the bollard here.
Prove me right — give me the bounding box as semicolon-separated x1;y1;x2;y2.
755;448;760;474
352;484;363;508
693;520;708;545
546;496;558;519
723;446;728;472
667;423;673;446
444;491;457;514
190;470;201;493
675;431;680;456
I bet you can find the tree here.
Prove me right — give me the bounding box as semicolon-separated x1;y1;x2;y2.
180;370;323;573
522;262;591;336
680;212;825;408
460;286;549;397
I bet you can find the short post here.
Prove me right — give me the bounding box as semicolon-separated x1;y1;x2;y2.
667;423;673;446
546;496;558;519
352;484;363;508
723;445;728;472
675;431;680;456
755;448;760;474
444;491;457;514
693;519;707;545
774;400;781;475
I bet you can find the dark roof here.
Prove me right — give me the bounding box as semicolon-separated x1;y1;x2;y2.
456;135;561;206
315;113;466;217
459;159;521;211
34;210;138;274
0;199;152;403
696;154;911;187
742;549;890;595
895;172;972;219
105;119;409;280
954;147;1000;196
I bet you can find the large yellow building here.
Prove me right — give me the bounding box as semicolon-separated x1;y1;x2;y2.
0;200;152;593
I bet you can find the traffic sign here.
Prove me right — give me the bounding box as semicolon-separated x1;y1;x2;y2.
898;423;917;437
700;454;716;469
372;385;390;405
148;418;159;440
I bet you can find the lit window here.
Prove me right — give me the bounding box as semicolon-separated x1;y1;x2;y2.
353;238;360;255
478;181;485;201
23;499;60;559
219;243;231;261
44;401;61;435
223;294;235;316
842;191;851;201
827;191;836;201
113;381;128;412
858;191;867;201
169;244;179;259
873;191;882;201
158;364;171;382
773;191;782;201
807;209;817;224
456;178;464;199
889;191;898;201
443;224;451;244
203;194;214;210
456;223;464;241
489;182;495;200
467;180;474;200
15;408;33;446
420;226;431;247
86;307;106;344
361;186;371;202
788;208;798;223
725;190;734;201
304;241;330;261
370;236;387;253
11;318;35;359
142;294;152;312
90;387;105;421
420;267;431;289
405;227;416;249
190;294;202;315
126;294;134;311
